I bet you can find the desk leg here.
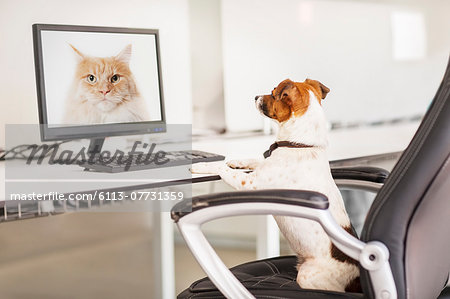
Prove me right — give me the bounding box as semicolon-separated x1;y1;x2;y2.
152;212;176;299
256;215;280;259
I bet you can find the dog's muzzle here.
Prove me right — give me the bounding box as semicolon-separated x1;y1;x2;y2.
254;96;263;112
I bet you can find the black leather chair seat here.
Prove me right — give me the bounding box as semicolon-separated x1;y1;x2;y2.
178;256;365;299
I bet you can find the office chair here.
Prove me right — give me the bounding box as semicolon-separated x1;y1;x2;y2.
171;58;450;299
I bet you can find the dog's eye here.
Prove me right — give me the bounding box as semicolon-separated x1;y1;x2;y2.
282;93;288;97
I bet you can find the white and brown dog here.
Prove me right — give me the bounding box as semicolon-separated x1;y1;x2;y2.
191;78;361;293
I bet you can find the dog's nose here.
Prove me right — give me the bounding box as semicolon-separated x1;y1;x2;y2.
255;96;261;101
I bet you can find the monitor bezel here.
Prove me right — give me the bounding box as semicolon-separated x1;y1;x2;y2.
33;23;167;141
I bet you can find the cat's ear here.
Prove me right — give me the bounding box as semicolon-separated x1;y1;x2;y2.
116;44;132;65
69;44;85;60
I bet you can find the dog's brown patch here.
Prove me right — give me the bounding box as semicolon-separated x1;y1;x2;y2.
331;226;362;293
259;78;330;122
330;226;359;266
291;82;310;117
345;276;362;293
305;78;330;103
259;79;308;122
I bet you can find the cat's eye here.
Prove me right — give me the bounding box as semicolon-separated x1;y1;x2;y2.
110;74;120;83
86;75;97;83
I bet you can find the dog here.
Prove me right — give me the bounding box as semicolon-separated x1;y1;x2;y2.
191;78;361;293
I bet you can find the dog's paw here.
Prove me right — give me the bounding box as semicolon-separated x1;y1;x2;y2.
227;159;255;169
227;160;247;169
227;159;260;170
190;162;223;174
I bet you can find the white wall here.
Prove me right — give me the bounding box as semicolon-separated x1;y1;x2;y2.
221;0;450;132
189;0;226;132
0;0;192;147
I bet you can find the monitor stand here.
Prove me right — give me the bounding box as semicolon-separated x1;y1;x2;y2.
84;138;105;171
87;138;105;157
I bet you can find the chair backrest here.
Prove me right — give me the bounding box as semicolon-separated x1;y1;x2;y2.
361;58;450;299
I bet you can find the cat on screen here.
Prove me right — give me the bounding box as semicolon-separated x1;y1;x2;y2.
64;44;150;125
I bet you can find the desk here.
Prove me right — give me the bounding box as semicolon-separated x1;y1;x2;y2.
0;121;419;298
0;158;219;299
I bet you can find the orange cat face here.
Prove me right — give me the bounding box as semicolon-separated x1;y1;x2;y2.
70;44;139;112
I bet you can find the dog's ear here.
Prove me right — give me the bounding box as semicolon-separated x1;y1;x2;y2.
305;79;330;100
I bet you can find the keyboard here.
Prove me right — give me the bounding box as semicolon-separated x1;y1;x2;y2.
80;150;225;173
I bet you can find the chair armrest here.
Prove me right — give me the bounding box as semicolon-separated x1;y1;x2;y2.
171;189;328;222
331;166;389;183
331;166;389;193
172;190;397;299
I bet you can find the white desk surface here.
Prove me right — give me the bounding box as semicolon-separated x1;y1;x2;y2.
0;122;420;201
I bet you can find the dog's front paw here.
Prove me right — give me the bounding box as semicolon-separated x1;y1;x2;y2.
190;162;223;174
227;159;259;170
226;160;248;169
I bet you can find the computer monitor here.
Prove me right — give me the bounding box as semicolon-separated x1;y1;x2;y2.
33;24;166;142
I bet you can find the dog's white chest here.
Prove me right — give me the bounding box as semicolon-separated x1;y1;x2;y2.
254;149;333;192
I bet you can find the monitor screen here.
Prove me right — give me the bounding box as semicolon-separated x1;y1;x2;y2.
33;24;166;141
